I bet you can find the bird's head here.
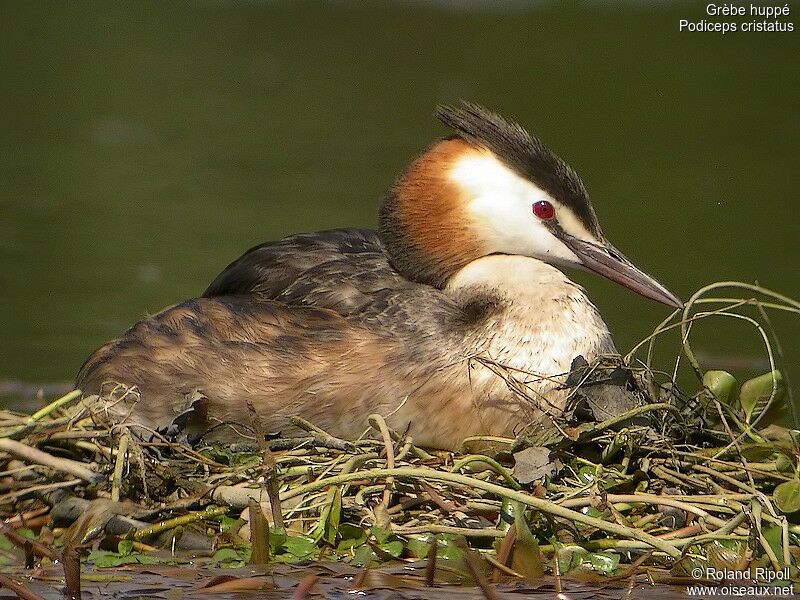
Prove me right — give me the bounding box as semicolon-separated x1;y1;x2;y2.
378;102;682;308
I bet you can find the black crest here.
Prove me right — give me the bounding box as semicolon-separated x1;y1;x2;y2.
435;102;602;237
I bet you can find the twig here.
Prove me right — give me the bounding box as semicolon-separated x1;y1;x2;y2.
248;498;270;565
420;481;459;514
0;524;60;561
388;428;435;461
584;534;748;551
280;467;684;558
111;430;129;502
0;439;102;483
289;416;355;452
425;539;437;586
292;575;319;599
368;414;395;509
0;479;82;506
62;542;81;600
581;403;682;436
690;464;755;493
451;455;520;490
129;506;228;541
1;390;82;440
0;574;46;600
460;544;499;600
247;399;284;529
393;524;506;538
559;493;748;535
485;553;524;578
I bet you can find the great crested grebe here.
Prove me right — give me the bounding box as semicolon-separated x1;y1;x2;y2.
77;103;681;450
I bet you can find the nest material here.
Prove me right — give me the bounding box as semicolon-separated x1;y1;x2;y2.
1;281;799;595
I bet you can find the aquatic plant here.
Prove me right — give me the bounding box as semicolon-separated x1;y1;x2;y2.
0;282;798;597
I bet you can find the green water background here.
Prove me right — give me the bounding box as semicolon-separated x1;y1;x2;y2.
1;1;798;416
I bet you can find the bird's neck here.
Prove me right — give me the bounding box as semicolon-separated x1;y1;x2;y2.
444;255;617;371
378;138;485;288
445;254;577;301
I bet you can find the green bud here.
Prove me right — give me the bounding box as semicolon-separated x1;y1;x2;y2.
702;370;737;405
739;370;785;425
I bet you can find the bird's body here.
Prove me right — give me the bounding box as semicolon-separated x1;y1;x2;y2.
79;230;615;448
77;105;680;450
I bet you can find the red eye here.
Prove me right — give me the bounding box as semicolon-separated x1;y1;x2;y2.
533;200;555;220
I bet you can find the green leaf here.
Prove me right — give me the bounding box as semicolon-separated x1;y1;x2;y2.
775;453;795;474
436;534;466;561
498;497;519;532
705;539;748;571
703;370;737;405
406;534;434;559
511;504;544;580
218;515;242;533
350;544;375;566
581;506;605;518
380;540;404;558
86;549;167;568
94;555;127;568
337;525;368;552
283;535;316;559
556;545;588;575
268;527;288;554
199;444;260;467
117;540;134;556
761;525;785;565
739;444;777;462
212;547;249;567
85;550;117;567
83;550;113;564
577;466;596;484
339;524;367;541
739;370;785;424
324;488;342;545
588;551;619;574
774;480;800;514
371;526;392;545
337;538;363;553
309;486;341;543
212;548;245;562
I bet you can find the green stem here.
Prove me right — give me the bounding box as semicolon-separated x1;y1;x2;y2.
280;467;683;558
111;431;130;502
2;390;82;440
30;390;82;421
580;403;682;436
129;506;228;541
450;455;520;490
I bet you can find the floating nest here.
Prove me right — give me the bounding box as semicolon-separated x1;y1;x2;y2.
1;282;799;598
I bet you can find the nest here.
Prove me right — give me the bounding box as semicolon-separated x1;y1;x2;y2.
1;282;799;598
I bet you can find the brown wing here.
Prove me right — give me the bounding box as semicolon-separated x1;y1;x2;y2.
76;296;400;438
202;228;472;336
203;229;402;308
75;230;497;445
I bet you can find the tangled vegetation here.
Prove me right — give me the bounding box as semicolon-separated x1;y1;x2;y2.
0;282;798;598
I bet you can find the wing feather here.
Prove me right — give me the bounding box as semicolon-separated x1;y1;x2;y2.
201;228;468;335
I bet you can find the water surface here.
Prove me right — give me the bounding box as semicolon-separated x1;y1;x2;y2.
1;2;798;413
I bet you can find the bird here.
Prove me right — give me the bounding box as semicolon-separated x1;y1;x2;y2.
76;103;682;451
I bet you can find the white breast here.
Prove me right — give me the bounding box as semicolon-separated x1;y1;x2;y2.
445;255;617;423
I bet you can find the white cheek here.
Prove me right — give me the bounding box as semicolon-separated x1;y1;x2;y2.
450;153;580;264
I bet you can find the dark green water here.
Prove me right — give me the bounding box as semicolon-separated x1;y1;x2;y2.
1;2;798;413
